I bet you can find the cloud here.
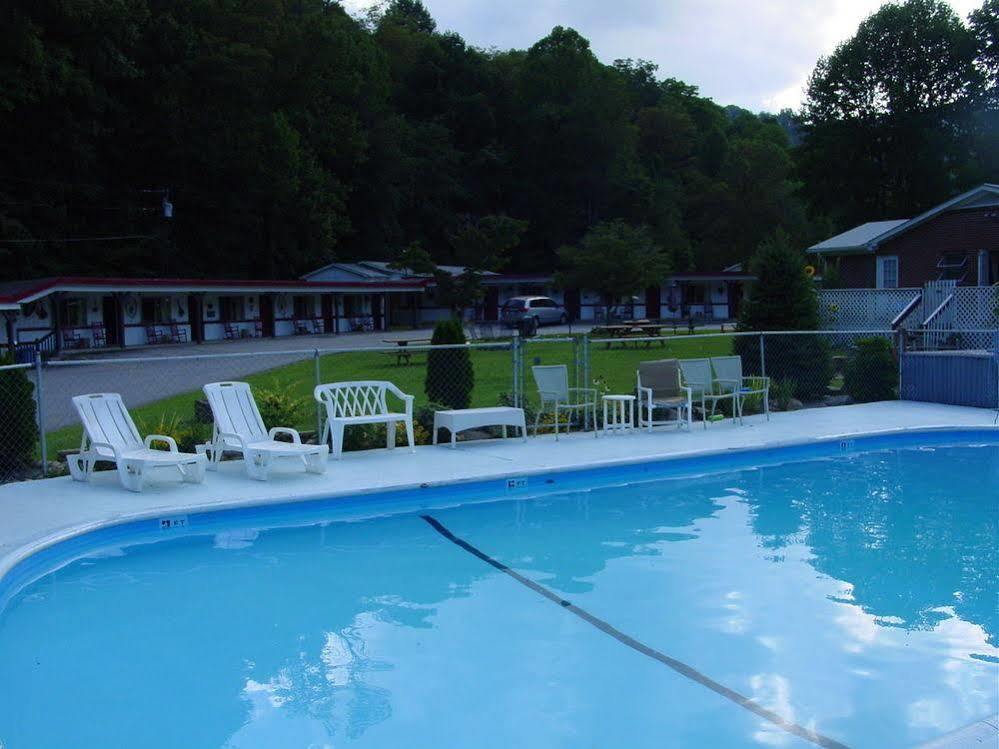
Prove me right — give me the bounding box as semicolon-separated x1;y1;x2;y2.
342;0;983;111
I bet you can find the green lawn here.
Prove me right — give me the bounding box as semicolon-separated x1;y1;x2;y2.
45;334;734;454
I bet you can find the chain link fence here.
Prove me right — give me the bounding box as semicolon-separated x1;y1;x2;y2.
0;328;995;483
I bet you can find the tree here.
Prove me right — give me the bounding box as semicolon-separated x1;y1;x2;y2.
735;230;832;400
425;318;473;409
799;0;988;226
556;221;670;320
390;213;527;315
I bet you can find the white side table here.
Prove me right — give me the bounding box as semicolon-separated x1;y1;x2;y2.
602;394;636;435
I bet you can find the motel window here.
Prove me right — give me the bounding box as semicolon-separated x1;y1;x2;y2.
219;296;244;322
60;299;85;328
293;295;313;319
141;297;172;324
876;256;899;289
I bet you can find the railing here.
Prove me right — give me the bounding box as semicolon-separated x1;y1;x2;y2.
890;292;922;330
922;292;956;349
13;331;56;363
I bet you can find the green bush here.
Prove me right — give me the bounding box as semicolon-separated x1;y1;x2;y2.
735;230;833;400
734;334;833;401
254;381;306;429
0;357;38;479
425;318;473;409
140;414;211;454
844;337;898;403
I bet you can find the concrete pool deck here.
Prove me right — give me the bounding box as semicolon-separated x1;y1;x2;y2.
1;400;996;584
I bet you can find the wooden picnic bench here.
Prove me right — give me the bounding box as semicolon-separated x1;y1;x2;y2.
384;338;432;365
590;322;668;348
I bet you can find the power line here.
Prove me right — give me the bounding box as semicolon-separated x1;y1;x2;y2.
0;235;154;244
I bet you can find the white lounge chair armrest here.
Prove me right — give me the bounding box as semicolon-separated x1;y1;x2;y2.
268;427;302;444
218;431;248;450
144;434;179;452
87;441;121;460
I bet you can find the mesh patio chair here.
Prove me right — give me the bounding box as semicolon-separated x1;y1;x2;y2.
530;364;597;440
678;358;738;429
710;355;769;424
636;359;693;431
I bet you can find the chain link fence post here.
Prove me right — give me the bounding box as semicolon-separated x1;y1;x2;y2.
35;351;47;477
582;332;591;430
510;330;521;407
759;333;766;379
313;348;323;443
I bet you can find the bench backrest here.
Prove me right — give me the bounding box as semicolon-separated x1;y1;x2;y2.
315;381;392;418
72;393;143;452
203;381;267;441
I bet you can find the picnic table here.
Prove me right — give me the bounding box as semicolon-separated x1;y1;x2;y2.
384;338;432;365
590;322;669;348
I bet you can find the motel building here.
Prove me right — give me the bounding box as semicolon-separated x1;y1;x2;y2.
0;276;424;360
307;261;753;324
0;264;752;360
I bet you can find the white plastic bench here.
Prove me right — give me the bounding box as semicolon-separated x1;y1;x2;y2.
433;407;527;448
314;381;415;459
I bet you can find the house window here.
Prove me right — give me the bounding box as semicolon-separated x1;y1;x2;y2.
293;295;313;319
60;299;85;328
140;297;171;324
219;296;244;322
876;256;899;289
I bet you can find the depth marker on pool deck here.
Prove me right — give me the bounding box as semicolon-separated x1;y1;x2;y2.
422;514;849;749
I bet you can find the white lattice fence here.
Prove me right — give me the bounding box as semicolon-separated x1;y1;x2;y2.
817;288;921;330
953;286;999;329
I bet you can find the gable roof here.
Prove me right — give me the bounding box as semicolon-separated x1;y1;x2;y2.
808;183;999;255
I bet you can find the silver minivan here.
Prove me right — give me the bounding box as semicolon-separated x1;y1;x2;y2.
500;296;568;328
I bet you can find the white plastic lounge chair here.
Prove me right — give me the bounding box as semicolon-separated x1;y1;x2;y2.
200;381;328;479
68;393;207;492
678;358;738;429
314;381;415;460
531;364;597;439
711;355;769;423
636;359;692;431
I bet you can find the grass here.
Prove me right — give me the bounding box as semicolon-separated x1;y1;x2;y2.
45;333;734;455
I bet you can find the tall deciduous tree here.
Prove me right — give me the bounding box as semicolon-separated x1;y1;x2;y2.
799;0;989;226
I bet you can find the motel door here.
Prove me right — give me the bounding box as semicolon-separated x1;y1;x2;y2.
644;286;661;320
187;295;203;343
259;295;275;337
101;296;121;346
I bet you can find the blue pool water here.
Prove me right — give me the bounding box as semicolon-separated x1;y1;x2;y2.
0;438;997;748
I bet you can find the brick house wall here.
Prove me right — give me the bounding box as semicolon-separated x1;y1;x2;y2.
831;207;999;288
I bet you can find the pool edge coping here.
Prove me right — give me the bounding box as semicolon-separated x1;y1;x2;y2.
2;421;997;589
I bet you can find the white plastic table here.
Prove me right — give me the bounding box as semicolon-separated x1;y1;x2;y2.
433;407;528;448
602;394;636;435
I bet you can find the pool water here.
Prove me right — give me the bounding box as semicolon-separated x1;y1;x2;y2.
0;442;997;749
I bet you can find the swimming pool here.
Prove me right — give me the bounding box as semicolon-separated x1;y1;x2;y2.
0;431;996;748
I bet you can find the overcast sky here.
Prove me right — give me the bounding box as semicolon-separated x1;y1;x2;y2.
342;0;982;111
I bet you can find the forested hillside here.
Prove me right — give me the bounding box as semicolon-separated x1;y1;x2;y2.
0;0;995;281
